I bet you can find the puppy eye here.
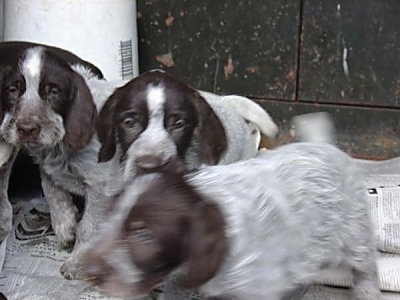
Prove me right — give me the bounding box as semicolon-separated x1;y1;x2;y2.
173;119;186;129
7;85;18;94
49;87;60;96
132;227;154;244
166;115;186;130
46;85;61;97
126;220;154;244
122;117;137;128
5;82;21;98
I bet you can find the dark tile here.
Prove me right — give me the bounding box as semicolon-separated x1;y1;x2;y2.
137;0;299;100
258;99;400;160
299;0;400;107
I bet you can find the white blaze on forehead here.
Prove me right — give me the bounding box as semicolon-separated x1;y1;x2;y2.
146;85;166;114
19;47;45;104
21;47;44;78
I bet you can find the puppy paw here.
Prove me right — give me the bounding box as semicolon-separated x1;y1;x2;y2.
352;283;381;300
0;223;11;245
52;216;77;249
0;202;12;244
60;257;82;280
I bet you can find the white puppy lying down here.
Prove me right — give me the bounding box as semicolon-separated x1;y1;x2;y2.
80;142;381;300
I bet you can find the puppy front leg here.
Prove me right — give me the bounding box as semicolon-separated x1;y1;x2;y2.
0;148;18;243
61;189;107;280
280;286;309;300
351;261;381;300
76;189;107;246
40;170;78;249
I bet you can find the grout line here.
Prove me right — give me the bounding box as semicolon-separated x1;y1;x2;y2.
250;96;400;111
294;0;305;101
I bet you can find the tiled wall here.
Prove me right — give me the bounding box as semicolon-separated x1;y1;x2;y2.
137;0;400;159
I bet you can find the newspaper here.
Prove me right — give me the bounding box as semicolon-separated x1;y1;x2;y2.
2;166;400;299
301;285;400;300
314;253;400;292
368;187;400;253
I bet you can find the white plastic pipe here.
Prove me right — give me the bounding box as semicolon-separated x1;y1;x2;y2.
4;0;139;80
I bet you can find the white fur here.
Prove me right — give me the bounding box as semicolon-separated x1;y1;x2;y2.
20;48;43;108
147;85;165;113
291;112;336;144
22;47;43;78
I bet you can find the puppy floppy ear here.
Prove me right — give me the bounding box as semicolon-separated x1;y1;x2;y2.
97;94;118;162
0;65;12;124
0;70;5;124
180;199;227;289
190;92;227;165
65;72;97;153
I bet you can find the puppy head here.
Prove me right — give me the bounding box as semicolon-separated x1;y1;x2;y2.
0;46;96;153
81;172;227;298
0;41;104;80
97;70;227;176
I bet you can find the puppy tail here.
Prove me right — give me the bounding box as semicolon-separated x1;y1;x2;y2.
70;64;102;82
221;95;279;138
290;112;337;144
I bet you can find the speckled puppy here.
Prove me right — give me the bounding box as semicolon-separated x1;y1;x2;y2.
81;142;381;300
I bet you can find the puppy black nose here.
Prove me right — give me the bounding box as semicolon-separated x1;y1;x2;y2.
135;155;163;169
16;121;41;137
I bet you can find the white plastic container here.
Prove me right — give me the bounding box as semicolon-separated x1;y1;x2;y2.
3;0;139;80
0;0;4;41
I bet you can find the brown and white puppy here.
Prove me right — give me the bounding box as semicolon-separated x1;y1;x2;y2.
97;70;277;183
81;142;381;300
0;48;96;151
0;44;123;280
0;41;103;244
